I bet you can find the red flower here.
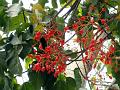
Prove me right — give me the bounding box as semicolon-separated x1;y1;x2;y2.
79;29;84;35
102;8;106;12
109;45;115;53
45;46;51;53
39;44;43;50
72;23;78;30
64;26;69;32
90;47;96;51
99;38;103;43
41;67;46;72
32;63;41;71
35;55;42;62
81;37;87;43
34;31;41;41
100;19;106;24
80;16;86;21
60;40;64;47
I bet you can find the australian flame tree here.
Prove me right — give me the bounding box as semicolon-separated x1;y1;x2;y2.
0;0;120;90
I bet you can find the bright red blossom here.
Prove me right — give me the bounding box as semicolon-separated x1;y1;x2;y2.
100;19;106;24
79;29;84;35
72;23;78;30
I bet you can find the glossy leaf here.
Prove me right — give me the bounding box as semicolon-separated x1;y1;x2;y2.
52;0;58;8
38;0;48;8
74;68;82;89
12;0;19;4
10;35;22;45
28;71;43;90
53;80;66;90
20;82;33;90
25;57;33;69
66;77;76;90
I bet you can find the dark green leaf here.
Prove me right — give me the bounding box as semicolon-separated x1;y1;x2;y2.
38;0;48;8
10;35;22;45
60;0;67;5
13;84;20;90
0;0;7;6
7;48;22;75
8;56;22;75
53;80;66;90
20;82;33;90
0;6;8;28
19;40;33;59
74;68;82;89
3;76;12;90
0;76;4;89
28;71;43;90
12;0;19;4
52;0;58;8
0;51;6;66
66;77;76;90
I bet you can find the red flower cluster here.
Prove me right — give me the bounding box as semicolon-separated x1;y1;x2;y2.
30;29;69;77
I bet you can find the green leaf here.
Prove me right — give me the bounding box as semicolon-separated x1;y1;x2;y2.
65;50;78;59
0;6;8;28
3;76;12;90
13;84;20;90
38;0;48;8
8;56;22;75
28;71;43;90
7;48;22;75
12;0;19;4
66;77;76;90
25;57;33;69
7;12;26;31
10;35;22;45
0;76;4;89
74;68;82;89
56;17;65;31
57;74;66;81
0;51;7;66
54;80;66;90
0;0;7;6
56;17;65;24
60;0;67;5
52;0;58;8
20;82;33;90
19;40;33;59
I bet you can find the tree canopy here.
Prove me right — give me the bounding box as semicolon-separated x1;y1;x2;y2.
0;0;120;90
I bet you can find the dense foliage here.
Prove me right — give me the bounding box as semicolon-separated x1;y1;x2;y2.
0;0;120;90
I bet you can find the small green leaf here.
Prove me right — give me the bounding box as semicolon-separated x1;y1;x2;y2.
60;0;67;5
52;0;58;8
57;74;66;81
74;68;82;89
25;57;33;69
106;65;112;75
